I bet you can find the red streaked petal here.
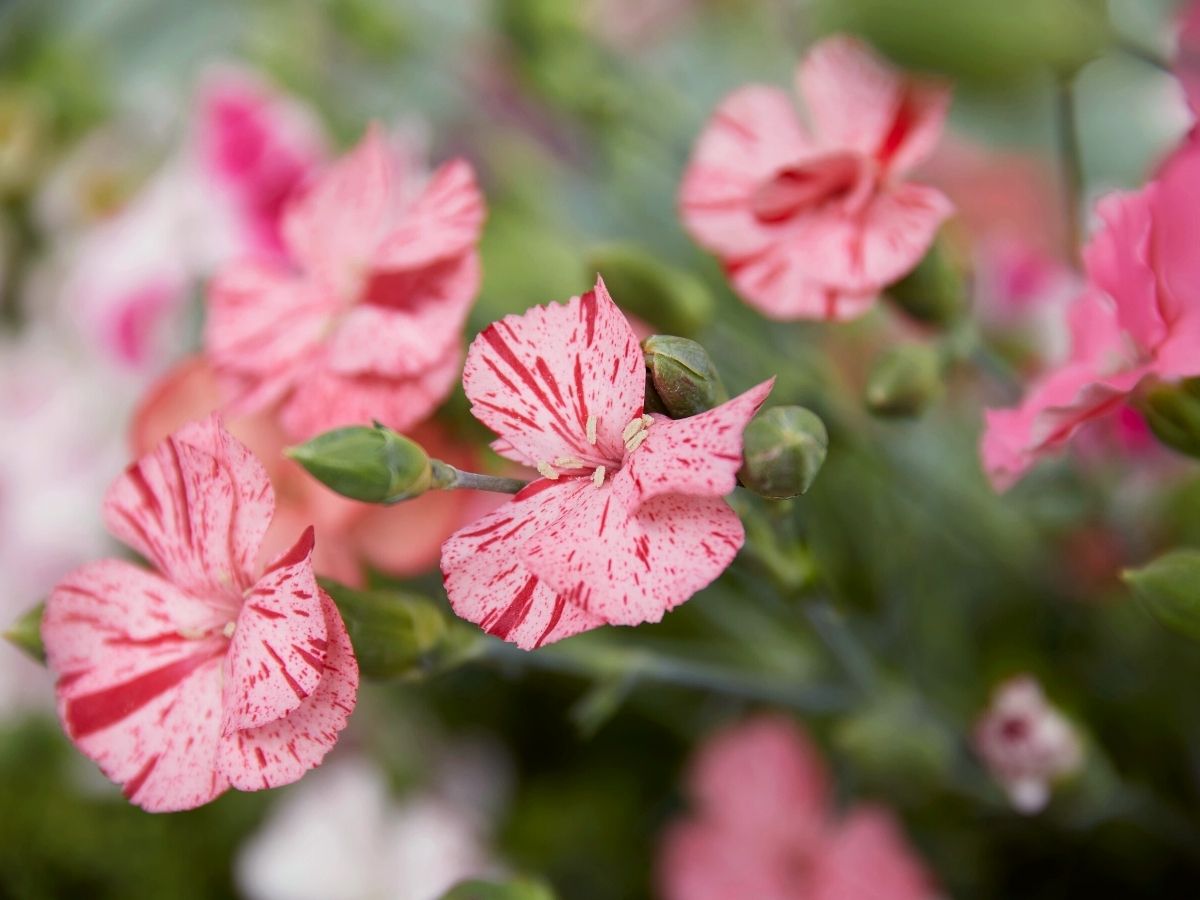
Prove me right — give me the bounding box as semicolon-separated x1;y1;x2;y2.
372;158;486;270
462;277;643;468
219;591;358;790
441;479;605;650
222;526;328;733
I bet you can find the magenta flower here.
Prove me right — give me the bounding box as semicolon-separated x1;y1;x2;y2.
440;278;772;650
205;125;485;440
658;716;937;900
41;416;358;812
981;140;1200;490
679;35;953;321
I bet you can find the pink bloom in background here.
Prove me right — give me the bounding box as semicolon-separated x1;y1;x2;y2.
60;67;325;372
973;676;1083;814
131;356;478;586
441;278;772;650
1176;0;1200;119
41;416;358;811
981;139;1200;490
658;716;936;900
206;125;485;440
679;35;953;321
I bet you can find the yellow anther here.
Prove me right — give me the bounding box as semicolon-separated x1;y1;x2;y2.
536;461;560;480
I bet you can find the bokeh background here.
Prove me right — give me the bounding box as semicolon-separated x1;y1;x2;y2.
4;1;1200;897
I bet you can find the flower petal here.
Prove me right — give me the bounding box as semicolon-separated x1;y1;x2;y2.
220;591;358;791
327;252;479;378
623;380;773;504
281;123;394;297
222;526;328;734
43;560;230;811
798;35;950;173
811;807;935;900
372;159;486;270
462;278;643;468
679;85;811;259
728;247;877;321
279;342;461;440
441;479;606;650
523;485;744;628
205;260;334;417
104;414;273;596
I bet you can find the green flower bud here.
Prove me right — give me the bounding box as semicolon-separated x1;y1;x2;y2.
1123;549;1200;642
4;602;45;663
288;424;432;504
864;343;944;418
643;335;728;419
1133;378;1200;459
886;237;969;327
588;244;714;336
440;877;557;900
739;406;829;499
320;580;456;679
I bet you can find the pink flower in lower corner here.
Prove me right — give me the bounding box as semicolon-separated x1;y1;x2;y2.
206;124;486;440
679;35;953;321
441;277;772;650
658;716;937;900
41;415;358;812
980;139;1200;490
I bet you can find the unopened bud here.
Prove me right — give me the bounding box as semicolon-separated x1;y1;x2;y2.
440;877;557;900
288;424;432;504
4;602;45;663
1123;549;1200;642
320;580;454;679
739;406;828;499
886;237;969;326
588;244;714;336
864;343;944;418
973;675;1083;814
1133;378;1200;459
643;335;727;419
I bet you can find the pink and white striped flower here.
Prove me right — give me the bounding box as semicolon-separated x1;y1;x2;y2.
41;415;358;812
680;35;953;321
205;124;485;440
441;277;772;650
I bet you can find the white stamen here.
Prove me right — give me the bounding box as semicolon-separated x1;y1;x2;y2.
625;429;649;453
641;414;654;427
622;418;643;442
593;465;606;487
222;621;237;639
554;456;585;469
536;461;560;480
586;415;598;445
177;627;207;640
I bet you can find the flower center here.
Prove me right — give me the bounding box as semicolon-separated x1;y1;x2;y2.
533;414;653;487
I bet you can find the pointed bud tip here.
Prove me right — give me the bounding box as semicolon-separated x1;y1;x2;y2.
864;343;944;418
4;602;45;663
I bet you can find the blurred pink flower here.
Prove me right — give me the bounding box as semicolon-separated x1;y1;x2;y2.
441;278;771;649
658;716;937;900
60;67;326;371
132;356;478;587
42;416;358;812
679;35;953;320
1176;0;1200;119
981;138;1200;490
973;676;1082;814
206;125;484;440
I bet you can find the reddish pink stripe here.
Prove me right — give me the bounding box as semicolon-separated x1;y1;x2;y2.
263;526;315;575
878;84;917;165
66;648;222;738
122;753;160;800
261;641;309;700
488;575;539;639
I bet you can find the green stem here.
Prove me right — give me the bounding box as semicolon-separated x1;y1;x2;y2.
1053;75;1085;267
429;460;529;495
480;638;854;715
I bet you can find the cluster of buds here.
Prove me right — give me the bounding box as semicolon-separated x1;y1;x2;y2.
972;675;1083;814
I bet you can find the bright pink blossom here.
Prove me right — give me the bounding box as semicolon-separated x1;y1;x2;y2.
41;416;358;812
131;356;479;586
658;716;936;900
440;278;772;649
981;140;1200;490
206;125;485;440
679;35;953;321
